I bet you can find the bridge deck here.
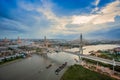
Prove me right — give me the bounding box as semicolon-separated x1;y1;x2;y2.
64;51;120;66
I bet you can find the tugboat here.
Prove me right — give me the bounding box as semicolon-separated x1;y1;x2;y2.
46;64;52;69
55;68;61;75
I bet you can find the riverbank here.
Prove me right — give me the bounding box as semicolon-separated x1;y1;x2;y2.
0;58;23;67
61;64;117;80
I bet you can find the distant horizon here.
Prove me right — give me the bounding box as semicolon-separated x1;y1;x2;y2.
0;0;120;39
0;36;120;41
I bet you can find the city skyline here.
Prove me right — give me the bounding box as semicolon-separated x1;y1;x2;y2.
0;0;120;39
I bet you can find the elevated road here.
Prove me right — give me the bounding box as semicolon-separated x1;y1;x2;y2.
64;51;120;66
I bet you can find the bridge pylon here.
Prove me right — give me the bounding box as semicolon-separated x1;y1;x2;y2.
78;33;83;64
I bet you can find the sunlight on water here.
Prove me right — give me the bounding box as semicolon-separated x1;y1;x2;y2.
48;52;79;65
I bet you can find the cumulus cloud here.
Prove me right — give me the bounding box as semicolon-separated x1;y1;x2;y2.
71;15;97;24
93;0;120;24
18;0;120;38
72;0;120;24
63;0;120;35
35;0;72;35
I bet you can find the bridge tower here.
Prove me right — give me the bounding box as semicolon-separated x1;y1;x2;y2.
78;33;83;64
79;33;83;54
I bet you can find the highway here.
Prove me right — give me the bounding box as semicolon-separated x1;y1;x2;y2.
64;51;120;66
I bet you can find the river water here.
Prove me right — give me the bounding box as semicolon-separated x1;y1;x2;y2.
0;52;78;80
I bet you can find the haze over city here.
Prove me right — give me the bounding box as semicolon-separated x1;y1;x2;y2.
0;0;120;39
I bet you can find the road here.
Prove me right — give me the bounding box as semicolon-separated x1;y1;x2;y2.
64;51;120;66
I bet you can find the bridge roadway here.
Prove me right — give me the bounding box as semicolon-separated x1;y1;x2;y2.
64;51;120;66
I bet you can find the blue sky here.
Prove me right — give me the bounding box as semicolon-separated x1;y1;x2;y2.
0;0;120;39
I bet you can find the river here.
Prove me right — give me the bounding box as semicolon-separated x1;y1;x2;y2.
0;52;78;80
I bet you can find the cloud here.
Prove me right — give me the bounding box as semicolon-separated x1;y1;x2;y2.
93;0;100;6
72;0;120;24
34;0;72;35
19;1;35;11
37;0;120;37
59;0;120;36
0;17;29;32
93;0;120;24
6;0;120;39
0;17;31;39
71;15;97;24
